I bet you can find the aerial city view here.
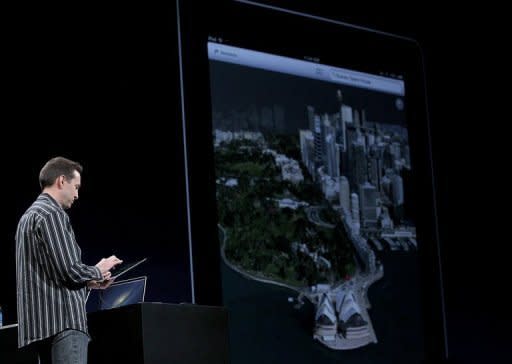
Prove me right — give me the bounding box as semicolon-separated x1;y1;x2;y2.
213;87;416;351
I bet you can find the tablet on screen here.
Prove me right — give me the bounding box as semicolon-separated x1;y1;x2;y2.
178;1;447;362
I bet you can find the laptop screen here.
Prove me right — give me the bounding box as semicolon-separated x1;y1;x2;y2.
87;276;147;312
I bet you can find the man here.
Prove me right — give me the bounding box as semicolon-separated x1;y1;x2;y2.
15;156;123;363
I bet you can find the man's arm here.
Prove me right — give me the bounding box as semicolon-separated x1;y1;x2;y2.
39;211;103;285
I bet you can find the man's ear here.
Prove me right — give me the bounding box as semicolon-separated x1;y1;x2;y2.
57;175;65;188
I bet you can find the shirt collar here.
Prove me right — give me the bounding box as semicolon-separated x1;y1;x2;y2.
38;193;63;211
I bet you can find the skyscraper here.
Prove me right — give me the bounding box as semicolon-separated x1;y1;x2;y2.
324;119;339;178
359;182;378;228
351;192;361;235
351;141;367;188
300;129;314;175
391;174;404;206
313;114;323;180
339;176;351;215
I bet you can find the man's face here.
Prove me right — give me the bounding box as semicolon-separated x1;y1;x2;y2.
61;171;81;209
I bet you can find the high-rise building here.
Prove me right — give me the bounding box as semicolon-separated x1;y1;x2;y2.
351;192;361;235
354;109;361;129
324;120;339;178
300;129;314;175
383;145;395;170
351;142;367;188
381;175;391;200
344;126;357;183
359;182;378;228
391;174;404;206
313;114;324;180
307;105;315;132
339;176;351;215
341;105;353;125
390;141;401;161
337;96;352;153
367;146;381;190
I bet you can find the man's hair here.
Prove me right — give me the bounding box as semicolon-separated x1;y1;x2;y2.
39;157;83;190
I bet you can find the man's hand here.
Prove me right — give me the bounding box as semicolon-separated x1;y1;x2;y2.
87;279;115;290
95;255;123;279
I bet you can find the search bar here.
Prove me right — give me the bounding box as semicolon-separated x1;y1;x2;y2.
329;69;404;95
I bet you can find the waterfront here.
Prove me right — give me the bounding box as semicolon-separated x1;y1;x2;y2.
222;249;425;364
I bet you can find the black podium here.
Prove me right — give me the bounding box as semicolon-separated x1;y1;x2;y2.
88;302;229;364
0;303;228;364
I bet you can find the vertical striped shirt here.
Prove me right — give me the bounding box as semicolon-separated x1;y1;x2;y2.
15;193;103;347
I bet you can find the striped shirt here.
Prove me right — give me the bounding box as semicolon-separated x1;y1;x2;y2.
15;193;102;347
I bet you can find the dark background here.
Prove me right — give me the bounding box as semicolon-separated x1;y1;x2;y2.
1;1;505;363
1;2;192;321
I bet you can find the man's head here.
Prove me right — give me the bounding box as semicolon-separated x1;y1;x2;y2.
39;157;83;209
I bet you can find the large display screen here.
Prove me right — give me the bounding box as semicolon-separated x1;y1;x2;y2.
177;1;446;362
